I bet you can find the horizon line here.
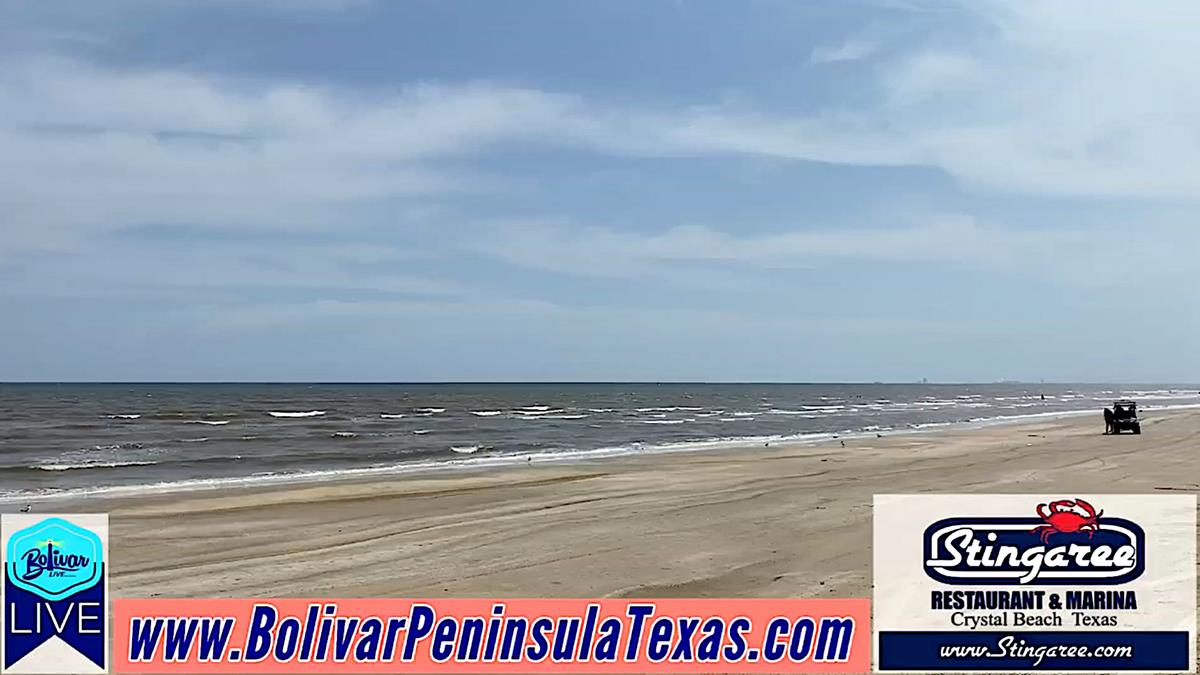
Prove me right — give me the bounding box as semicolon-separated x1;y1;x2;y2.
1;380;1194;386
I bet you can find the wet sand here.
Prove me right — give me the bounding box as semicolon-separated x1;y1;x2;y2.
76;407;1200;599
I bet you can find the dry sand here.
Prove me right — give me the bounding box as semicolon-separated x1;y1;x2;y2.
77;407;1200;599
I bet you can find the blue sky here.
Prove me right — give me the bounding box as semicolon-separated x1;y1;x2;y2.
1;0;1197;382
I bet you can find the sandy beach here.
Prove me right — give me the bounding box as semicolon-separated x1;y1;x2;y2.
80;408;1199;599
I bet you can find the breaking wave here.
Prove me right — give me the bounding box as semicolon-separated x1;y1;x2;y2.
8;385;1200;503
36;459;158;471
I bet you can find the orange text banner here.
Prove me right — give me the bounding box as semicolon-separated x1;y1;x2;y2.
114;598;869;673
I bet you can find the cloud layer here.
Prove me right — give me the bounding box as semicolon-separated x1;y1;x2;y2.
2;0;1198;380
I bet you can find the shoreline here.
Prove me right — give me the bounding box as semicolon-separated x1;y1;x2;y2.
95;406;1200;598
11;401;1199;506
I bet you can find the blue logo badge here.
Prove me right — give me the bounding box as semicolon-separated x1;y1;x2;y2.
4;515;107;672
6;518;103;601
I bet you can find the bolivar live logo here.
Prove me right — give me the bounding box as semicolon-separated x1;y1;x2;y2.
3;514;108;674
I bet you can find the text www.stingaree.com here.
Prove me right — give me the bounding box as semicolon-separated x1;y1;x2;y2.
940;635;1133;667
125;603;856;667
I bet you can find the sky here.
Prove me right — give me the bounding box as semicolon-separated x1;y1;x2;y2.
1;0;1197;382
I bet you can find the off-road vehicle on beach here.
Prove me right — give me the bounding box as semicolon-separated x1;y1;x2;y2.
1110;400;1140;434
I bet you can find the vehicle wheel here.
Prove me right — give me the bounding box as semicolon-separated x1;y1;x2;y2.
1133;425;1141;435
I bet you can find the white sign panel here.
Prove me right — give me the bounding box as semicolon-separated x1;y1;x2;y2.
874;494;1195;672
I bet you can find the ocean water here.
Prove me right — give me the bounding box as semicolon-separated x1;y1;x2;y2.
2;383;1198;501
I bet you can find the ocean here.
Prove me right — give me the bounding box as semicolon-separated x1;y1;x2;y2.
2;383;1198;502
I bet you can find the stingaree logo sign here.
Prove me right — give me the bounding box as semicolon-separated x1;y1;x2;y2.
874;494;1196;673
923;497;1145;585
3;514;108;674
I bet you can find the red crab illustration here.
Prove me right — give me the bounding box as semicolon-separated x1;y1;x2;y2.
1030;498;1103;543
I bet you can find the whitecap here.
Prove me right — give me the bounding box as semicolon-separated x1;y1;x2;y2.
187;420;230;425
471;410;503;417
518;405;552;412
20;402;1200;504
107;414;141;419
268;410;326;418
635;406;704;413
36;459;157;471
332;431;357;438
641;419;687;425
412;429;431;435
379;413;406;419
451;445;480;454
415;407;445;414
88;442;137;451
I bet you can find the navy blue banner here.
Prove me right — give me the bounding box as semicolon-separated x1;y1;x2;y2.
3;567;107;669
879;630;1189;671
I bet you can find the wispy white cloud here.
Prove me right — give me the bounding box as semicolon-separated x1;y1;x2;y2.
7;0;1200;267
0;3;1198;381
192;296;559;333
0;58;575;257
477;215;1200;291
0;236;470;303
187;294;971;341
3;2;1199;314
810;38;879;64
